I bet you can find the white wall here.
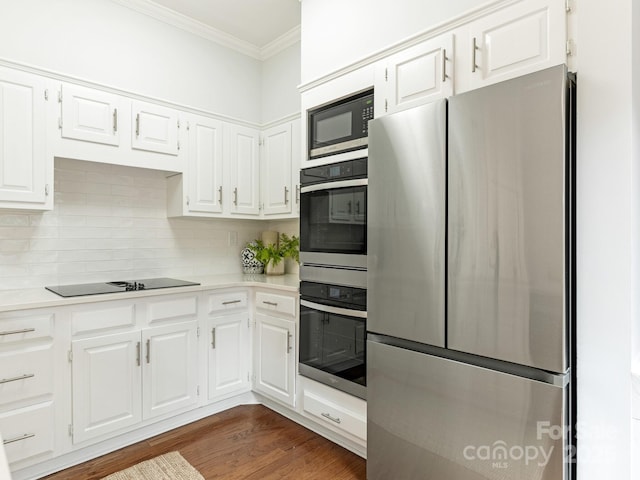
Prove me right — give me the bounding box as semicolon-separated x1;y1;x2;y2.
262;41;301;124
575;1;633;478
300;0;483;83
0;0;262;122
0;159;263;290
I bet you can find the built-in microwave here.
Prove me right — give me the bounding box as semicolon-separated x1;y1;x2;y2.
308;89;374;160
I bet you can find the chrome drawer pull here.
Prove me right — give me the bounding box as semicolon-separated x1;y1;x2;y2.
321;412;341;424
211;327;216;349
3;433;35;445
286;332;292;353
222;300;242;305
0;328;35;336
0;373;34;384
262;301;278;307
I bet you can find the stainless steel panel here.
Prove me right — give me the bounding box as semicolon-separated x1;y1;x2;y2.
448;65;568;373
367;341;568;480
310;137;368;158
367;100;446;347
299;263;367;289
298;363;366;399
300;251;367;270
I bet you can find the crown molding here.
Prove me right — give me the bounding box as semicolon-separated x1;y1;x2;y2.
110;0;263;59
261;25;301;60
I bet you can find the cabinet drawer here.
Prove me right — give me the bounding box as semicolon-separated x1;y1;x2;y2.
207;291;248;314
72;304;136;335
148;296;198;323
303;391;366;441
255;291;296;318
0;314;53;345
0;345;53;407
0;401;54;466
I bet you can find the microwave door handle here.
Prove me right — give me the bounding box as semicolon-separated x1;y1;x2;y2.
300;299;367;319
301;178;368;194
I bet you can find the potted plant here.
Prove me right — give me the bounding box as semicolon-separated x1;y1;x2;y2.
246;233;299;275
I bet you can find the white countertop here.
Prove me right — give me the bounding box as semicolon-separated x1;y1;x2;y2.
0;274;299;313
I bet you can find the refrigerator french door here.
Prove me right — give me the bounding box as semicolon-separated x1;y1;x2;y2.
367;65;575;480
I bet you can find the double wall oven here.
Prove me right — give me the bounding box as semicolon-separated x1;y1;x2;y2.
299;89;372;399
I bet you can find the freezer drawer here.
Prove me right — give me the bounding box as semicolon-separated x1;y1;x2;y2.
367;341;568;480
368;100;446;347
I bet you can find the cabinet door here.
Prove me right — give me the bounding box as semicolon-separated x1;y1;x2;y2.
0;67;50;209
71;331;142;444
142;322;198;420
131;100;179;155
206;313;250;401
61;83;121;146
376;34;454;116
228;124;260;216
254;313;295;407
261;123;292;216
186;115;223;214
460;0;566;92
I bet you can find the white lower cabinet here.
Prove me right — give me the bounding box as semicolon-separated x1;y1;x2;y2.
301;379;367;444
206;312;250;401
142;322;199;420
69;298;198;445
0;311;56;470
71;330;142;444
254;312;296;407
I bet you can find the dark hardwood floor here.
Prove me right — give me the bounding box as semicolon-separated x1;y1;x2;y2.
42;405;366;479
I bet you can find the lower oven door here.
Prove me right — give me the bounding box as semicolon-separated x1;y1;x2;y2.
299;299;367;399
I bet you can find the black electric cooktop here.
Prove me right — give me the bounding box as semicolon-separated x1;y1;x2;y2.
45;277;200;298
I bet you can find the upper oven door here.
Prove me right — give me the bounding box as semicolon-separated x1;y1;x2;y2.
300;179;368;260
308;89;374;159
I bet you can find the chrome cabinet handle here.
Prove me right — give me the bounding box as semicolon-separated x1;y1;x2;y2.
135;113;140;137
218;186;223;205
286;332;292;353
295;185;300;204
442;48;448;82
321;412;341;424
472;37;478;72
3;433;35;445
136;341;141;366
233;187;238;206
262;301;278;307
0;373;34;384
211;327;216;349
113;108;118;133
222;299;241;305
146;339;150;364
284;186;289;205
0;328;35;336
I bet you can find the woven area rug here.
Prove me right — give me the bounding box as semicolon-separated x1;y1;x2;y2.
102;451;204;480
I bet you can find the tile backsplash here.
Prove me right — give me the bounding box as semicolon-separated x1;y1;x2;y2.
0;158;299;291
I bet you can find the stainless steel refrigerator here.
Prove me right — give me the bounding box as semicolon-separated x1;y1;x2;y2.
367;65;575;480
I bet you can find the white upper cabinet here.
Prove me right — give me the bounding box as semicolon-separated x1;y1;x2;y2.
61;84;121;146
0;67;52;210
186;115;224;214
227;124;260;216
261;123;292;216
55;82;185;173
375;33;454;116
131;100;180;156
456;0;567;93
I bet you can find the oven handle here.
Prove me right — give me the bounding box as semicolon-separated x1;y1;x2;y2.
300;299;367;319
300;178;368;194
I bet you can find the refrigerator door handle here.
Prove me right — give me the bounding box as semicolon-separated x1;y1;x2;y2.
300;299;367;319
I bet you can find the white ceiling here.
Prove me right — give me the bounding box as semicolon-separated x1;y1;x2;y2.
149;0;301;48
